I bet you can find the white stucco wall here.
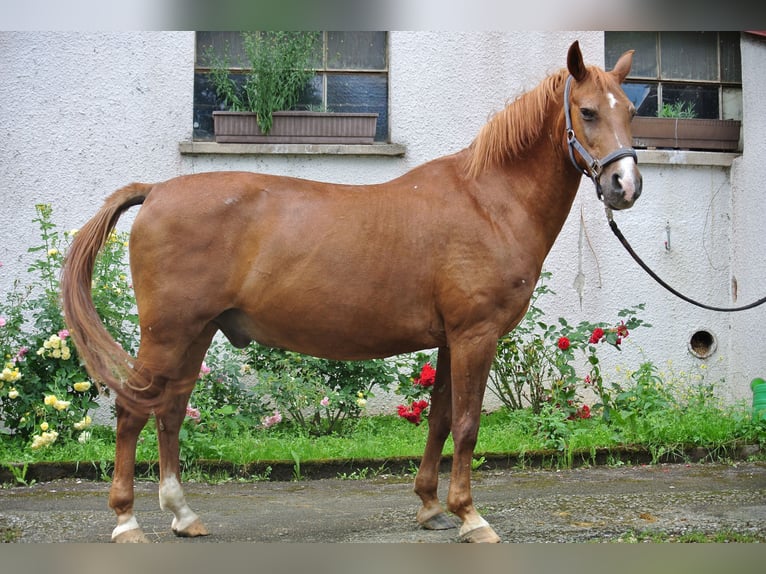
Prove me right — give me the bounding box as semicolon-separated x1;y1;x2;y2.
729;34;766;402
1;31;764;408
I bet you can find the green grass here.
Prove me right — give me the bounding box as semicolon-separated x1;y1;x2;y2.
2;402;763;478
610;528;766;543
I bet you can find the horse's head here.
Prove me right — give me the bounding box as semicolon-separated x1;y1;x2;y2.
564;41;642;211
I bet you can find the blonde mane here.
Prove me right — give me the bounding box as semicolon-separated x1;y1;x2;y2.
464;69;569;178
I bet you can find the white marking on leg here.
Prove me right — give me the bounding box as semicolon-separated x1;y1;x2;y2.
112;514;141;539
159;474;200;532
459;514;490;537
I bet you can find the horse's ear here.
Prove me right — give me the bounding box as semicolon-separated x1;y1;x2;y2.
567;41;587;81
611;49;634;83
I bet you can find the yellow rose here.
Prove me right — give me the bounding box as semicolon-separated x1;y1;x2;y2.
53;400;71;411
61;347;71;360
51;349;62;359
8;388;19;399
73;381;91;392
47;248;59;256
73;416;92;431
31;430;58;449
40;421;49;431
44;394;57;406
356;398;367;408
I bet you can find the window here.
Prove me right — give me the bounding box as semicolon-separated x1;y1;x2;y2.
193;32;389;142
605;32;742;121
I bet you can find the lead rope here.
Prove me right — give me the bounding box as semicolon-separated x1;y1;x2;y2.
604;207;766;312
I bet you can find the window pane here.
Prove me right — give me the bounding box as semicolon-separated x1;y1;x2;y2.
721;87;743;120
662;84;719;119
660;32;718;81
605;32;657;78
193;72;219;140
720;32;742;83
623;82;658;117
327;32;387;70
327;74;388;141
196;31;248;68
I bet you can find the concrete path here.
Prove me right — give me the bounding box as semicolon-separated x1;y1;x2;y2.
1;461;764;543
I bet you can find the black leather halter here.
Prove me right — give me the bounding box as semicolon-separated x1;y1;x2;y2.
564;75;637;200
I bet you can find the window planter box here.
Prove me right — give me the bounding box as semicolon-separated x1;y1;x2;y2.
212;111;379;144
631;117;741;152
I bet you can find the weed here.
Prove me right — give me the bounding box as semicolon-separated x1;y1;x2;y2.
1;525;22;542
290;450;302;481
2;462;34;486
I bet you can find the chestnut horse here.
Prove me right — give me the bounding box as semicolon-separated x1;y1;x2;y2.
61;41;640;543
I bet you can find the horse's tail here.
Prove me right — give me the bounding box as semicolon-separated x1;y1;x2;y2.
61;182;155;414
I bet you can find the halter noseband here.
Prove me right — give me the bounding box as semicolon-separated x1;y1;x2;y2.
564;75;637;200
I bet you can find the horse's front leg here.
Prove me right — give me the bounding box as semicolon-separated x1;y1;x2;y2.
109;399;150;542
414;347;457;530
156;390;209;538
446;334;502;543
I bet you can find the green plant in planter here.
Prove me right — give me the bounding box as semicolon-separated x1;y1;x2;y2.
205;31;320;134
659;101;697;119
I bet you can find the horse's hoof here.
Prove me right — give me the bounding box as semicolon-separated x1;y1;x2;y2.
112;528;150;543
459;525;501;543
420;511;458;530
173;517;210;538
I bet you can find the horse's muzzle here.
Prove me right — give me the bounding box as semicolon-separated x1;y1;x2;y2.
602;157;642;210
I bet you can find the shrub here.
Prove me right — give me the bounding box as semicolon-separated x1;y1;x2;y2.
246;343;396;436
0;205;137;444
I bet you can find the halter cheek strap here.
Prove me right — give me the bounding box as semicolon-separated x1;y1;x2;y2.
564;75;638;200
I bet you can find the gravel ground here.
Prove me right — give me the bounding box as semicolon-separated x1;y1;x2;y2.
1;460;764;543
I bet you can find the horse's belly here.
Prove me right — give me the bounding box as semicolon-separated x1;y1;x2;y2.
229;286;443;360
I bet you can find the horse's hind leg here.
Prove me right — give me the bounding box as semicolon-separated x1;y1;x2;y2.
109;399;151;542
109;325;214;542
414;347;457;530
156;387;209;537
152;328;216;538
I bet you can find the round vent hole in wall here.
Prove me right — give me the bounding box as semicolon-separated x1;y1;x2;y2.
688;329;717;359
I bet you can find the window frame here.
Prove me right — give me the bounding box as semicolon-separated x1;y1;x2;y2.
192;31;390;143
605;31;742;121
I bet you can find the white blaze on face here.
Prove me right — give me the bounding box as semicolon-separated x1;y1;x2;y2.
615;156;640;202
606;92;630;148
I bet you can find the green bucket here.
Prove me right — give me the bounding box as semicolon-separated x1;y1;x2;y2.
752;378;766;421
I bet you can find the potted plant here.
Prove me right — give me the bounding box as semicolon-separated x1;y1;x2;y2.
206;31;378;144
631;101;741;152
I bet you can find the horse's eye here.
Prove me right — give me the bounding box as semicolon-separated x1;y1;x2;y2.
580;108;597;121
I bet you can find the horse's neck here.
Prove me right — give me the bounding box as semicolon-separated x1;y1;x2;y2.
472;135;582;254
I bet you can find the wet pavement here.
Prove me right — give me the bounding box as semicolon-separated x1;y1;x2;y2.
1;461;764;543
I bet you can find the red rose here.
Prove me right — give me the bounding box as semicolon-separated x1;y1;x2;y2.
414;362;436;387
397;399;430;425
557;336;570;351
616;322;629;338
589;327;605;344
